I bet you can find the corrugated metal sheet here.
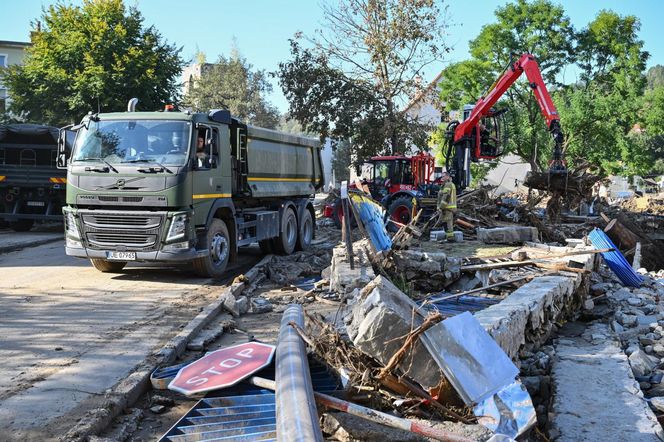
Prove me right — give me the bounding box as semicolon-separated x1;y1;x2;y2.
588;228;643;287
160;362;339;442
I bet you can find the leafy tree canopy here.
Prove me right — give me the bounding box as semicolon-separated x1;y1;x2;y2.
436;1;653;175
2;0;183;126
183;49;280;129
278;0;451;165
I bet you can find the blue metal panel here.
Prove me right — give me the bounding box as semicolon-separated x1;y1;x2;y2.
160;362;340;442
588;228;643;287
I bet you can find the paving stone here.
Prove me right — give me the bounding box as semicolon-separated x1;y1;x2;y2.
551;323;662;441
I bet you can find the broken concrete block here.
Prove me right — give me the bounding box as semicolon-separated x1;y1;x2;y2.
650;397;664;412
329;240;376;297
251;297;273;314
430;230;447;241
220;289;239;317
345;276;442;387
477;226;539;245
629;349;659;377
235;296;250;315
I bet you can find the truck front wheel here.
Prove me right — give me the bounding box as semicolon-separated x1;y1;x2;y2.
273;208;297;255
193;219;230;278
90;259;127;273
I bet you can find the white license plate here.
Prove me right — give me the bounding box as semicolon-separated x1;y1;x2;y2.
27;201;45;207
106;251;136;261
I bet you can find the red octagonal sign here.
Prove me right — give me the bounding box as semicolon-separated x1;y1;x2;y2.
168;342;276;395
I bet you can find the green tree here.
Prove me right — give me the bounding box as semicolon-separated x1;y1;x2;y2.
183;51;280;129
437;0;575;171
2;0;183;126
557;10;648;173
278;0;450;164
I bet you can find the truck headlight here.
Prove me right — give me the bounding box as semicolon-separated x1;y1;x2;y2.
66;212;80;239
166;213;188;242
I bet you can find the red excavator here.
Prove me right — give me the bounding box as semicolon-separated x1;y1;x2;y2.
444;53;567;190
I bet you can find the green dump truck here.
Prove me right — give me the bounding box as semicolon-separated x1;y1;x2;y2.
57;101;324;277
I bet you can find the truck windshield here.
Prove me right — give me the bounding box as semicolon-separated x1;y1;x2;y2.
72;120;191;166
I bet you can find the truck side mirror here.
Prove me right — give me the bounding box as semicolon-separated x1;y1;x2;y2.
56;127;71;169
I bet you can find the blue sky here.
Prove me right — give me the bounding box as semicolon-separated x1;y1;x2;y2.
2;0;663;112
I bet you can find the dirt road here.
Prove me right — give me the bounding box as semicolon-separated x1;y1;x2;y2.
0;237;261;441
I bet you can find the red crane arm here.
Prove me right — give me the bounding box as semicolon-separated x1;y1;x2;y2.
453;53;560;142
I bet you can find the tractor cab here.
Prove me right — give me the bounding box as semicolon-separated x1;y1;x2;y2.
358;153;436;200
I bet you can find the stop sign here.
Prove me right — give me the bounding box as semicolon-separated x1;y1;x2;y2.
168;342;276;395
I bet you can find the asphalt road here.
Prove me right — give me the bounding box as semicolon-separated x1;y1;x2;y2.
0;236;261;441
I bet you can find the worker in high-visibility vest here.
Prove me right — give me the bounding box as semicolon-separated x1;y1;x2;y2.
436;172;457;240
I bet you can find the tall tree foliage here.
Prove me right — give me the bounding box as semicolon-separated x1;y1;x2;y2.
437;0;574;171
2;0;183;126
183;51;280;129
436;1;652;176
557;10;649;174
278;0;450;164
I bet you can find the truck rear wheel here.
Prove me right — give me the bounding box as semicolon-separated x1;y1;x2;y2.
387;196;413;232
9;219;34;232
273;208;297;255
90;259;126;273
296;210;314;251
193;219;230;278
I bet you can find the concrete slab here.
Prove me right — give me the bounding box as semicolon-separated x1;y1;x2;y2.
551;323;663;441
477;226;538;245
475;246;596;360
0;230;62;254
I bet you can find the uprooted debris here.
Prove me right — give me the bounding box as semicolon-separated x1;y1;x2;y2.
298;274;537;439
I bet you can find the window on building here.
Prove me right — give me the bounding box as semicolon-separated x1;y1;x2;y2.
0;89;6;114
0;54;6;67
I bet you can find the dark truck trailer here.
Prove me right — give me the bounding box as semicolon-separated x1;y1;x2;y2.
58;105;324;277
0;124;67;231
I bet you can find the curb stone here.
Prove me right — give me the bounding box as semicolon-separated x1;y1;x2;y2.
61;254;274;441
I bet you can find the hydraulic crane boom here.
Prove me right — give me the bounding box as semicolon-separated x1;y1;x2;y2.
445;53;566;189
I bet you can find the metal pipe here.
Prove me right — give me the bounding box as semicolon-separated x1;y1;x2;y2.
275;304;324;442
250;376;472;442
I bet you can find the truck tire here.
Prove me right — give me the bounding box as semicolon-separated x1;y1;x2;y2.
9;219;34;232
273;208;297;255
296;210;314;251
193;219;230;278
90;259;126;273
387;196;413;232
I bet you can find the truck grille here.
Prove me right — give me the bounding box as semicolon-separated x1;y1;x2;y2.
82;214;161;229
87;232;157;248
79;211;164;251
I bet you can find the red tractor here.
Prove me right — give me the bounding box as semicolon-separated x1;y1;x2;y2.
324;153;439;230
